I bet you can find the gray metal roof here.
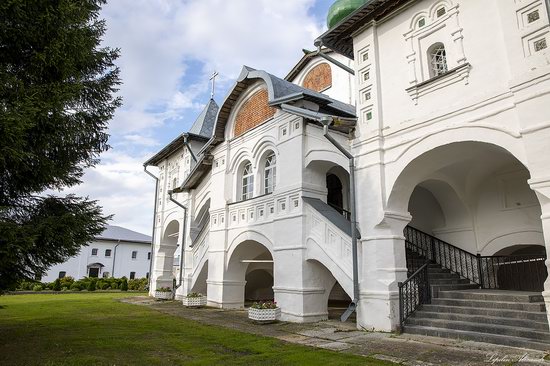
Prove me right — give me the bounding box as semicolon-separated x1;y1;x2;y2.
302;197;360;238
189;98;219;138
97;225;151;244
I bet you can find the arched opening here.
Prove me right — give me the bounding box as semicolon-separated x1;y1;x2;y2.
389;141;546;292
226;240;274;308
427;42;448;78
191;260;208;295
155;220;180;291
327;173;343;211
328;281;352;320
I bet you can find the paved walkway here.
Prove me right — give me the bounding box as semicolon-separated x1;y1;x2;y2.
121;297;550;365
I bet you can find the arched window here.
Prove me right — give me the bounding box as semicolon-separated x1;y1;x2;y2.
241;162;254;201
264;153;276;194
428;43;448;77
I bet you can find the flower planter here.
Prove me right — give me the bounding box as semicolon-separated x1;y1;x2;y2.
183;295;207;308
154;290;173;300
248;307;281;324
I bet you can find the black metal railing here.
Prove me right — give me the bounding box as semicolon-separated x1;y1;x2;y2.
398;261;431;327
328;202;351;221
404;225;547;291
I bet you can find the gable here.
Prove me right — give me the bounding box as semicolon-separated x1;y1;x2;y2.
233;88;276;137
302;62;332;92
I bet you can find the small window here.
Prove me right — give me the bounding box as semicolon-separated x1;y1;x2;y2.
366;111;373;121
363;71;370;81
105;249;112;257
58;271;66;279
527;10;540;23
132;251;137;259
428;43;448;77
436;7;446;17
364;91;371;101
91;248;98;256
103;272;110;278
362;52;369;62
147;252;151;260
418;18;426;28
130;272;136;280
535;38;547;52
146;272;150;279
241;162;254;201
264;153;276;194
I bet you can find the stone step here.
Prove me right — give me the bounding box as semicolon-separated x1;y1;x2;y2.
407;317;550;342
431;298;546;312
431;284;479;293
438;290;544;303
427;268;451;274
421;304;548;322
429;278;470;285
428;272;460;279
412;310;549;331
404;325;550;351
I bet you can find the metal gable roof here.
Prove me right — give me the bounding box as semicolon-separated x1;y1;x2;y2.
97;225;151;244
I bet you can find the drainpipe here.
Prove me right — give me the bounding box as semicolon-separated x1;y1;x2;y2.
303;41;355;76
546;0;550;28
320;117;360;323
183;135;197;163
144;165;159;292
168;190;188;291
111;240;121;277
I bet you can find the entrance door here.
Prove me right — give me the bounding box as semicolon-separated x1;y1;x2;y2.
89;268;99;278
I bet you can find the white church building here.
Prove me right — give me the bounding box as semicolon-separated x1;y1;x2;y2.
145;0;550;350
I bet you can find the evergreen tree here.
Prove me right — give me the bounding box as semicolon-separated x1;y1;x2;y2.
0;0;121;292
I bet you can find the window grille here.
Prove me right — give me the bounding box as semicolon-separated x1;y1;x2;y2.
429;44;448;77
241;163;254;200
264;153;276;194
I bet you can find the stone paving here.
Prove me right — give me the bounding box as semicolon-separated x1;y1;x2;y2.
121;297;550;365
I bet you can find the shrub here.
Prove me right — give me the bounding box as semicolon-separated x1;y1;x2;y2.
59;276;75;288
156;287;172;293
70;283;82;291
99;282;109;290
87;280;96;292
186;292;203;298
128;278;147;291
17;280;36;291
120;278;128;291
32;284;43;292
52;279;61;292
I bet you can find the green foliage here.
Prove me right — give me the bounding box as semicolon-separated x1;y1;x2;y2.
0;0;121;292
52;279;61;292
120;278;128;292
59;276;74;288
32;285;42;291
156;287;172;293
128;278;147;291
69;283;82;291
186;292;203;298
87;280;96;292
250;301;278;309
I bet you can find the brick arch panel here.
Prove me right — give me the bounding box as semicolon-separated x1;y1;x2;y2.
234;89;276;137
302;63;332;92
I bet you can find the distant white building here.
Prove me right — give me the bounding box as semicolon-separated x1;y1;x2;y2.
43;225;152;282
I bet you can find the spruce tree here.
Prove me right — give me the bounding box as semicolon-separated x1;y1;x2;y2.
0;0;121;292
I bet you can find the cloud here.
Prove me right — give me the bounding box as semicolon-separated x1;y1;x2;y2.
82;0;327;233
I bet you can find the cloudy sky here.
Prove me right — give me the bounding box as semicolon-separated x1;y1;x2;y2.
61;0;334;235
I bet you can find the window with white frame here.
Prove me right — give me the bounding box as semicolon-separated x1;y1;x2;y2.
428;43;448;77
91;248;98;256
264;153;276;194
131;251;137;259
241;162;254;201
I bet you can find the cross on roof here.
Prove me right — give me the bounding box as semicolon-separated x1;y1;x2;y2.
209;71;219;99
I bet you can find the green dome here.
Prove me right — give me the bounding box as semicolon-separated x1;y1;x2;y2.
327;0;368;29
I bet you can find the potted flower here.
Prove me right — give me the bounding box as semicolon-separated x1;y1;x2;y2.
154;287;173;300
248;300;280;324
182;292;207;307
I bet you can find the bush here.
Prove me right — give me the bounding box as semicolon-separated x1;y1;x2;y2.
32;284;43;291
87;280;96;292
52;279;61;292
17;280;36;291
59;276;75;288
128;278;147;291
70;283;82;291
120;278;128;291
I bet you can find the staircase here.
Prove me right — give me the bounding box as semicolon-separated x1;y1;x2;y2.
401;227;550;351
405;289;550;351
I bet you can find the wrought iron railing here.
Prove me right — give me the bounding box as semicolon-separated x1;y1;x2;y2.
328;202;351;221
404;225;547;291
398;261;431;328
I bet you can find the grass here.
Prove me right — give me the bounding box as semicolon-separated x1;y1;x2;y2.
0;293;391;366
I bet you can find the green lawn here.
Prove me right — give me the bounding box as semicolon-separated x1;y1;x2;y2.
0;293;389;365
